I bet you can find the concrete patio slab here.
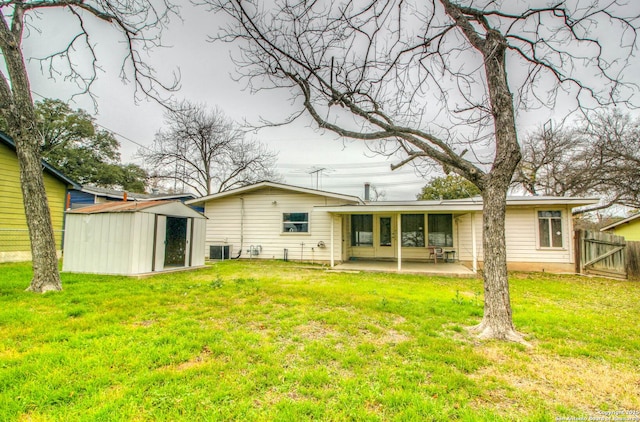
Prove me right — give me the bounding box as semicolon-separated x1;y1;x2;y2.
329;260;477;277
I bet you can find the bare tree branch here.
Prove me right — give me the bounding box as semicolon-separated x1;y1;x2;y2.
139;100;281;196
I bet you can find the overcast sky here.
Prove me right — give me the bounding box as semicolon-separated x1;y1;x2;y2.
22;1;640;200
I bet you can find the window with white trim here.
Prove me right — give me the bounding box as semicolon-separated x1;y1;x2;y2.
283;212;309;233
538;210;563;248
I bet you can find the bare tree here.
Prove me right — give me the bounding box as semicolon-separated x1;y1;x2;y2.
141;101;280;196
369;184;386;202
0;1;178;292
515;110;640;211
514;124;593;197
580;110;640;209
209;0;639;342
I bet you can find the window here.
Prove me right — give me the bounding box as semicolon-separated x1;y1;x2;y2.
379;217;392;247
283;213;309;233
401;214;425;247
351;215;373;246
428;214;453;247
538;210;563;248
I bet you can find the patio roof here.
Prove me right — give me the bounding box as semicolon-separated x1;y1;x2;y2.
316;195;598;213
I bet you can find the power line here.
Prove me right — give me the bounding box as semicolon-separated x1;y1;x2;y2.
31;90;153;153
277;161;395;169
281;169;416;178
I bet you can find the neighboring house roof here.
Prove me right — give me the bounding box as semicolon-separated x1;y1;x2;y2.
600;213;640;232
78;185;196;201
66;199;206;218
186;181;364;205
318;195;599;213
0;131;81;189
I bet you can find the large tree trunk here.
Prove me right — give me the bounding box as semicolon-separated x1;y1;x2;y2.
468;29;524;342
15;131;63;293
0;9;62;292
470;180;524;342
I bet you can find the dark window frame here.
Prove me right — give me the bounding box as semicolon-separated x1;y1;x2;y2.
351;214;373;246
282;212;309;233
428;214;453;247
401;214;425;247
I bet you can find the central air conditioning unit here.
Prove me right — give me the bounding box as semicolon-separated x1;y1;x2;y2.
209;245;231;260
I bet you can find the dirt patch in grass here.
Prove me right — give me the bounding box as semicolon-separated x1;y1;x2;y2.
295;320;341;341
255;386;305;407
359;327;410;345
471;345;640;414
169;346;213;371
131;319;156;328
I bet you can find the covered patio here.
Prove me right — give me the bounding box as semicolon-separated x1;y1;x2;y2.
330;259;476;277
321;203;481;274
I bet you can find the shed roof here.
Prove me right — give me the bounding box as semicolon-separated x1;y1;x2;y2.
66;200;206;218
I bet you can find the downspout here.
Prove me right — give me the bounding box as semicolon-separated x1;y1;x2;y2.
232;196;244;259
471;212;478;273
330;215;335;268
397;213;402;271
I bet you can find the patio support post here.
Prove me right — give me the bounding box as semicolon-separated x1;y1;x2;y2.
397;213;402;271
471;212;478;273
330;215;335;268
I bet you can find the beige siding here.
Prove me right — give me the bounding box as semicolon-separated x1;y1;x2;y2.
455;206;575;267
455;212;482;262
204;188;354;263
505;206;573;263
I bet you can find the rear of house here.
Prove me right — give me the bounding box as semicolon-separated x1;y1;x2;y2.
189;181;597;274
187;182;361;263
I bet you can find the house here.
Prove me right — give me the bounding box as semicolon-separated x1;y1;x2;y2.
0;131;80;263
186;181;362;262
68;185;197;209
600;213;640;241
62;200;206;275
186;181;598;273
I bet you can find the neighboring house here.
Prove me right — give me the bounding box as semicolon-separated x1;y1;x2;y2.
600;213;640;241
63;200;206;275
186;181;598;273
0;131;80;263
68;185;197;209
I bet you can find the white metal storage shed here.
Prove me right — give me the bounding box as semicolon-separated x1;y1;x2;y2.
62;200;206;275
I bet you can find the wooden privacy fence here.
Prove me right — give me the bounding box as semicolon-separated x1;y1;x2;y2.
575;230;627;279
626;241;640;280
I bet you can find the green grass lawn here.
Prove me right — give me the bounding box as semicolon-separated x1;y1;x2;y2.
1;260;638;421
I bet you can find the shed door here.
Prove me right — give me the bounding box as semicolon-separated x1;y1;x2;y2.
164;217;188;267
